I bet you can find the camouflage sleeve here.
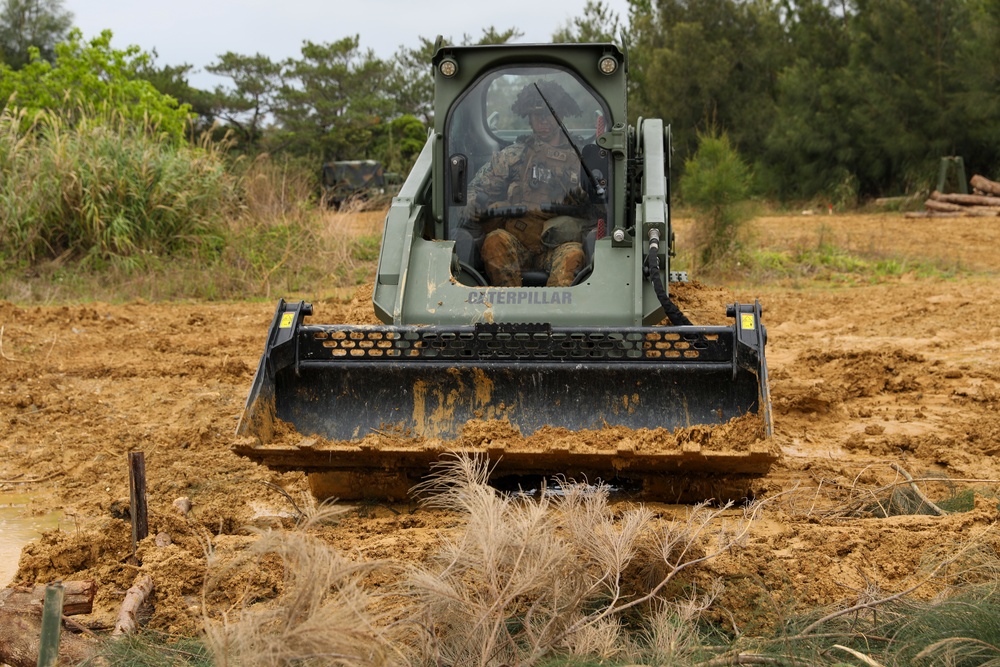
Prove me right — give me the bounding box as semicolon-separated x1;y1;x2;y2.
468;144;526;211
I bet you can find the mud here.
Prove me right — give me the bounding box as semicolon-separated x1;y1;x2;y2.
2;211;1000;636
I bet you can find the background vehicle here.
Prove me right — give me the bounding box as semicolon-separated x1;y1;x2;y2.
320;159;387;209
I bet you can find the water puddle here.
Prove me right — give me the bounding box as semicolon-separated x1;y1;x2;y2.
0;491;64;586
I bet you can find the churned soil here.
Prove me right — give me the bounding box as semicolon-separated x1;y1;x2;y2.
2;211;1000;635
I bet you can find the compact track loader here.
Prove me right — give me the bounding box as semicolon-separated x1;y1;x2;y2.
237;41;776;502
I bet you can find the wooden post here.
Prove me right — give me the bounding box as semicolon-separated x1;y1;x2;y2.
37;583;63;667
128;452;148;563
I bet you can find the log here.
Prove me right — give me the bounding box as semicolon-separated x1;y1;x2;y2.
924;199;964;212
112;574;154;636
961;206;1000;217
930;190;1000;206
970;174;1000;196
0;608;95;667
875;195;921;206
906;211;956;218
0;580;96;616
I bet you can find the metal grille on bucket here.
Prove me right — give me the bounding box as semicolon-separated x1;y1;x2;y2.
302;325;730;363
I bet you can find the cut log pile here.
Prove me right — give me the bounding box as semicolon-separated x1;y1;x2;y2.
0;581;98;667
0;575;157;666
908;174;1000;218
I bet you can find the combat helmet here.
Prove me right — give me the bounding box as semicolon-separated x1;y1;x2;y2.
511;80;582;118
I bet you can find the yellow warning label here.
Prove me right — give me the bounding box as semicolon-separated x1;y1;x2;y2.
279;312;295;329
740;313;755;330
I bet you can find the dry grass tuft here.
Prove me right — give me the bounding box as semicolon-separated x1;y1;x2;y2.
405;453;762;666
201;508;402;667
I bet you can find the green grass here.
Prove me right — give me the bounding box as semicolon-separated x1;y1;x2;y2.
89;632;212;667
673;238;965;288
349;234;382;262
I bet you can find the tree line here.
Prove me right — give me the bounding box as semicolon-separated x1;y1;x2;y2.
2;0;999;203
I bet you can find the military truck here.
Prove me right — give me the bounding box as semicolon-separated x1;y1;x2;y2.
320;160;386;209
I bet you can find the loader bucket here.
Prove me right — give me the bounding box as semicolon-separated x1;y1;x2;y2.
236;300;776;502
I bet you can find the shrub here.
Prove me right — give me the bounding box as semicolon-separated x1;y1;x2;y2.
680;129;754;267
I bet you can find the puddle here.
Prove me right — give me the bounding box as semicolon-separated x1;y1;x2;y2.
0;491;64;587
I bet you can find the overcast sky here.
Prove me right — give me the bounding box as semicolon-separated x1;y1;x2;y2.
62;0;632;90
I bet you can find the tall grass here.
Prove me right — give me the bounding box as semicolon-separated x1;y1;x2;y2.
0;107;234;269
0;108;386;303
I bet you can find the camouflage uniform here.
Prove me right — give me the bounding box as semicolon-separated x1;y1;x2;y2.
470;134;587;287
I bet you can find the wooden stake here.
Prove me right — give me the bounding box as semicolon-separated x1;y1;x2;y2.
128;452;148;564
37;583;63;667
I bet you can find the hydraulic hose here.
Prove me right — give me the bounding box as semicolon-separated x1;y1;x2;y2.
645;231;692;326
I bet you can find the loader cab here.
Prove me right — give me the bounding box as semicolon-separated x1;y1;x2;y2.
441;62;616;286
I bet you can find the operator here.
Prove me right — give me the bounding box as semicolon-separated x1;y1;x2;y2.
466;80;591;287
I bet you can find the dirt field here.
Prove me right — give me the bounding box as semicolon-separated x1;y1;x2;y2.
2;211;1000;637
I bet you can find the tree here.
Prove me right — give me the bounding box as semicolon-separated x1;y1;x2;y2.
553;1;622;42
467;25;523;45
390;36;437;124
629;0;787;178
391;27;524;125
371;114;427;174
952;0;1000;178
680;129;753;267
0;29;192;140
274;35;395;160
765;0;983;200
0;0;71;68
135;52;218;138
206;51;283;150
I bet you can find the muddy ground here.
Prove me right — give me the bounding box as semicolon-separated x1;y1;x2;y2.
1;211;999;637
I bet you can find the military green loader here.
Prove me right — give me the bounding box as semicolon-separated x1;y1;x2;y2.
237;40;776;502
